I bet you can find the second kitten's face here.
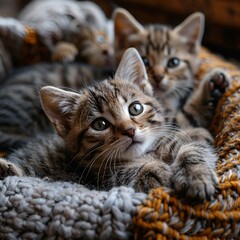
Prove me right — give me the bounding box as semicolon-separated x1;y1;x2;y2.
114;9;204;99
75;27;114;67
40;48;165;168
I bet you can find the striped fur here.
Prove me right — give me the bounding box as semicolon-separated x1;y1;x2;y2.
0;62;111;152
114;9;230;141
0;48;218;200
114;9;204;114
0;0;113;79
18;0;113;66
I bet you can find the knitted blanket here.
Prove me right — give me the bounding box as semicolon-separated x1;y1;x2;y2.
0;48;240;239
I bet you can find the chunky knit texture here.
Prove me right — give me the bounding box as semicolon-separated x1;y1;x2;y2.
0;47;239;239
0;177;146;239
133;48;240;239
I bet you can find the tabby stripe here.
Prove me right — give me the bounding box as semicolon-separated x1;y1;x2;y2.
89;90;104;113
147;120;162;125
77;129;88;153
61;63;69;87
183;60;194;75
81;140;105;161
181;109;199;127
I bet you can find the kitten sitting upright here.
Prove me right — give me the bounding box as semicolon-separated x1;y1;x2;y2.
0;48;218;201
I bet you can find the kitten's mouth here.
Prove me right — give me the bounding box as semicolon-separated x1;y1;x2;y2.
126;139;142;151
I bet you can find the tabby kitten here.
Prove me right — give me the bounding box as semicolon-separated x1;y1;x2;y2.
0;62;111;152
0;0;113;79
18;0;114;66
114;9;203;114
0;48;218;200
114;8;229;133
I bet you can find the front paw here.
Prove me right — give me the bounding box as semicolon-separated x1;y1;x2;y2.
0;158;22;179
52;42;78;62
205;69;230;107
135;162;171;193
172;165;218;200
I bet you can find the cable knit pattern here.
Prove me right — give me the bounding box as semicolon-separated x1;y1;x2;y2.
0;177;146;239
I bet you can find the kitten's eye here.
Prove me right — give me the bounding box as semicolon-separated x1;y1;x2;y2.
91;117;110;131
167;57;180;68
129;102;144;116
96;35;105;43
141;56;150;67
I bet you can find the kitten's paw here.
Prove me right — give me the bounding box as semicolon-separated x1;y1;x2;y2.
205;69;230;106
135;162;171;193
52;42;78;62
172;166;218;201
0;158;22;178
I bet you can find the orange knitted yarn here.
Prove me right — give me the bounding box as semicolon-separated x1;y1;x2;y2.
133;48;240;239
24;26;38;45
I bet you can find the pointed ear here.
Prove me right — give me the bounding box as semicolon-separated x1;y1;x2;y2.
40;86;80;137
113;8;145;52
115;48;153;95
173;12;204;53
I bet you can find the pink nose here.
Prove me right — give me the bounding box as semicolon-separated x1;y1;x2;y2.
124;127;135;138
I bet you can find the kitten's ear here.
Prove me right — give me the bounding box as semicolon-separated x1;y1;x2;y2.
113;8;145;52
173;12;204;53
40;86;80;138
115;48;153;95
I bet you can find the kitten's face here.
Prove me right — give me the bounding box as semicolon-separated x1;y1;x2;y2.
114;9;204;99
72;80;164;162
66;21;114;67
77;28;114;68
40;48;165;168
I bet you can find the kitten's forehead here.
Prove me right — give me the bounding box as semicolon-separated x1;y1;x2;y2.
142;25;171;56
85;80;147;115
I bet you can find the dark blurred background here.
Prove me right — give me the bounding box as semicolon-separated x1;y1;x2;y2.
0;0;239;60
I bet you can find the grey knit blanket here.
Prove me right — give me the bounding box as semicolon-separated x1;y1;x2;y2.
0;176;146;239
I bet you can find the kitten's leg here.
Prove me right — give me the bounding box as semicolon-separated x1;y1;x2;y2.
51;41;78;62
0;158;23;178
178;68;230;128
109;156;172;193
171;141;218;200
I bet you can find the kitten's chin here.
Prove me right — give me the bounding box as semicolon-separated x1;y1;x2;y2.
122;139;153;159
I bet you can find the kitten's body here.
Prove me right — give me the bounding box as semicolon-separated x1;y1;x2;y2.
0;0;113;79
18;0;114;66
0;48;218;200
0;62;111;151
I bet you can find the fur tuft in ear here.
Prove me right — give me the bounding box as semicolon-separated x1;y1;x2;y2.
115;48;153;95
40;86;80;137
173;12;205;53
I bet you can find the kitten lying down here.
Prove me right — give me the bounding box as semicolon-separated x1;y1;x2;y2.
0;48;222;201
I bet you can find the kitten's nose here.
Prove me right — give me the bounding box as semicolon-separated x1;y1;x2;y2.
124;127;136;138
154;74;164;83
102;49;109;56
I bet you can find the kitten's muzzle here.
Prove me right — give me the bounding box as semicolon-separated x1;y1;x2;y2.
124;127;136;139
153;74;164;83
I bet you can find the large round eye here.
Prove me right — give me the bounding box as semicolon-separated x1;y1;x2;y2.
141;56;151;67
91;117;110;131
167;57;180;68
129;102;144;116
